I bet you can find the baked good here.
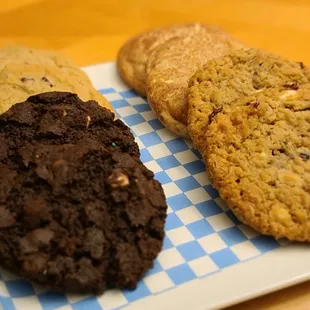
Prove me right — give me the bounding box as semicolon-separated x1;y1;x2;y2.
0;63;112;114
117;23;229;96
146;33;246;138
188;48;310;151
0;91;139;158
0;45;78;70
0;92;167;293
204;84;310;241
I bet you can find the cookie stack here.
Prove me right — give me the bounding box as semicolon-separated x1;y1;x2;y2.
0;48;168;293
118;25;310;242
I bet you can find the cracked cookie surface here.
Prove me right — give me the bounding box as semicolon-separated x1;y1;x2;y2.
146;32;245;138
204;85;310;241
117;23;230;97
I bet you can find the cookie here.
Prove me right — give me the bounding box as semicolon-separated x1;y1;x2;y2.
0;92;167;293
188;48;310;151
0;63;112;114
0;45;78;70
117;23;228;96
204;84;310;241
146;33;246;138
0;91;139;158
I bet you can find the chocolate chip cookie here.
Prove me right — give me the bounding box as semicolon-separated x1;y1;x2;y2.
0;46;112;114
117;23;229;96
0;63;112;114
188;48;310;151
0;92;167;293
204;84;310;241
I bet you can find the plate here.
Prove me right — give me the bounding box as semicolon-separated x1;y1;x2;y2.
0;62;309;310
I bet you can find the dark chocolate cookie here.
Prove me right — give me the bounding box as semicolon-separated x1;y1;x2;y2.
0;92;167;294
0;91;139;161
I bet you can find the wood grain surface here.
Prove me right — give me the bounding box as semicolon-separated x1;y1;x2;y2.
0;0;309;309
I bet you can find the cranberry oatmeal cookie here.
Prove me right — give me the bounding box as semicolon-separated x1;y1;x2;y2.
188;48;310;151
204;84;310;241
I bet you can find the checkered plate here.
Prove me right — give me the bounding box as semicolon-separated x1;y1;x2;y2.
0;63;309;310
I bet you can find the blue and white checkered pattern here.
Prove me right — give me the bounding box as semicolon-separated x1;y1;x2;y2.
0;87;284;310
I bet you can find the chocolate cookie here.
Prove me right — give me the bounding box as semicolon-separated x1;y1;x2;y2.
0;63;112;114
204;84;310;241
0;91;138;158
188;48;310;151
0;92;167;293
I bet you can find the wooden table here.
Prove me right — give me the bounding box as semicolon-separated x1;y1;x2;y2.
0;0;309;309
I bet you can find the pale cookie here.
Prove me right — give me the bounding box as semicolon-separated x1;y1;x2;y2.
117;23;229;96
146;33;246;138
0;64;112;114
205;84;310;242
0;45;78;70
188;48;310;151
